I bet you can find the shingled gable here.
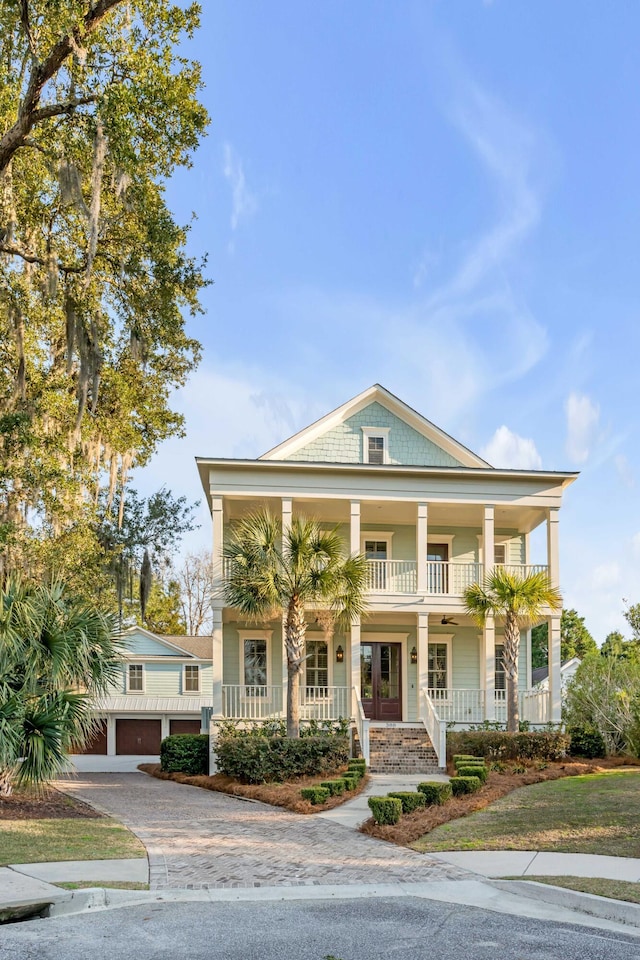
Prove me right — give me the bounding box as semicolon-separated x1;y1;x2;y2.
259;384;490;468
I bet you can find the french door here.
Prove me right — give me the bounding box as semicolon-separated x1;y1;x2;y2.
361;642;402;721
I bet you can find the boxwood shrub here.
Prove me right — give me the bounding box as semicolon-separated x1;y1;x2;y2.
450;775;481;796
215;731;349;783
448;731;569;762
320;779;346;796
368;796;403;825
300;786;330;805
387;791;426;814
417;781;453;805
456;764;487;783
340;776;359;791
160;734;209;775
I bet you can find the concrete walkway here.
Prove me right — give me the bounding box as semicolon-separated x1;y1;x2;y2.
9;859;148;884
435;850;640;882
318;772;449;828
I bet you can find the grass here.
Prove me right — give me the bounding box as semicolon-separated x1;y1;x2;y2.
56;881;149;891
411;770;640;857
523;876;640;905
0;818;146;866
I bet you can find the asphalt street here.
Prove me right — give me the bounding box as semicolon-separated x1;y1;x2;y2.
1;897;639;960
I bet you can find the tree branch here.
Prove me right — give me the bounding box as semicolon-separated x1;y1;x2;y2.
0;0;125;173
31;95;97;123
0;243;84;274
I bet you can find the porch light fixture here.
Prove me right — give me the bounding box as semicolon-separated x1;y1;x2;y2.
336;645;344;663
410;646;418;665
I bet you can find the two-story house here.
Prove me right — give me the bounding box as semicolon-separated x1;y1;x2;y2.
196;385;576;771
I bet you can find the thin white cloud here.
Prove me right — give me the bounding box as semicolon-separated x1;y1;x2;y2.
615;454;635;488
565;391;600;463
589;561;621;591
481;425;542;470
223;143;257;233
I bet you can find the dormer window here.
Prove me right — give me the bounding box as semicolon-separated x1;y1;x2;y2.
362;427;389;464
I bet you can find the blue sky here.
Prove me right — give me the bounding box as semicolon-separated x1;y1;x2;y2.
137;1;640;643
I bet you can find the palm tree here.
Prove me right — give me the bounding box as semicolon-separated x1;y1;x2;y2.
464;568;562;732
224;511;368;738
0;577;123;796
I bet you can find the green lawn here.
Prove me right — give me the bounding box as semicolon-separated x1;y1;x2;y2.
0;818;146;865
56;881;149;891
412;770;640;857
525;876;640;905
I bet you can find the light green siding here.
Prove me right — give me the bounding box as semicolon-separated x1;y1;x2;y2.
284;402;463;467
115;661;212;696
124;631;184;657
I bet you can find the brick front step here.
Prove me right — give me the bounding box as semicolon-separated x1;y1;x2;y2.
368;725;441;774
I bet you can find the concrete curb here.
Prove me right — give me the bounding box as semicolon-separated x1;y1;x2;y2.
490;879;640;929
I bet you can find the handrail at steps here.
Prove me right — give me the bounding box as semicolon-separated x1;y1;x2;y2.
420;687;446;769
352;686;370;764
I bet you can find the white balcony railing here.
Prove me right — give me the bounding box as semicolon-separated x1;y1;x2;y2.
366;559;417;593
495;688;550;725
426;561;484;595
222;684;350;720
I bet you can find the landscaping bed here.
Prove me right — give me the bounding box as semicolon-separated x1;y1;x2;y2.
0;786;102;821
140;763;369;814
360;758;637;847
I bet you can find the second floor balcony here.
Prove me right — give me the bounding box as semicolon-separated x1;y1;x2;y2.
365;560;549;596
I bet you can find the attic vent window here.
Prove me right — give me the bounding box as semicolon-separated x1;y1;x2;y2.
362;426;389;464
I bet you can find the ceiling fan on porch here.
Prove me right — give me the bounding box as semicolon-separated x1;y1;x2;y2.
440;616;458;626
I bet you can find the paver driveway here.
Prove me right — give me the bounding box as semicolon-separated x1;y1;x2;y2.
59;773;468;890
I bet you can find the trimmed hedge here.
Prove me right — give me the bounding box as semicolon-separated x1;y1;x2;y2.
368;796;403;825
448;731;569;762
300;786;330;805
320;779;346;796
160;734;209;775
568;727;607;759
349;758;367;768
341;776;359;791
452;754;477;764
457;764;487;783
215;732;349;783
417;781;453;805
387;791;426;814
450;775;482;796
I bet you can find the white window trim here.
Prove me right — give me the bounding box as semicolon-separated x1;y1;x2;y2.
182;663;201;694
304;632;334;693
427;535;455;557
427;634;453;694
361;531;394;558
477;534;511;565
126;663;145;694
361;426;390;464
238;629;273;690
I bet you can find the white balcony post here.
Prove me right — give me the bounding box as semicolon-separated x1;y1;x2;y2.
547;507;560;589
212;495;224;603
417;612;429;692
350;618;361;700
350;500;360;555
282;499;292;690
212;608;223;718
548;615;562;722
483;617;496;720
483;505;495;575
417;503;428;592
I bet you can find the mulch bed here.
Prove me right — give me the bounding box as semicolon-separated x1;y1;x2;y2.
360;756;637;846
0;787;103;821
139;764;369;814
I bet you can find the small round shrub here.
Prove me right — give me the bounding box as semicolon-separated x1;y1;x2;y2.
368;796;403;825
300;786;330;805
417;781;453;805
387;791;426;814
450;775;481;796
457;764;487;783
568;727;606;759
320;779;345;796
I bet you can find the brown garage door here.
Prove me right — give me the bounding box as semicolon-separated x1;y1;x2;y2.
70;720;108;755
116;719;162;755
170;719;201;736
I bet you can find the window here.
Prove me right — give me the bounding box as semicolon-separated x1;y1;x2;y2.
306;640;328;690
364;539;388;560
127;664;144;693
494;543;507;565
361;426;389;464
495;643;506;690
243;638;268;688
428;643;448;691
184;664;200;693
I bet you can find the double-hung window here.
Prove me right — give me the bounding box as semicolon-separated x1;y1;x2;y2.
305;640;328;692
495;643;506;691
428;643;448;693
362;427;389;464
184;664;200;693
127;664;144;693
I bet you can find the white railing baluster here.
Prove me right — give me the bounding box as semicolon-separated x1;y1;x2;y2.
352;686;370;764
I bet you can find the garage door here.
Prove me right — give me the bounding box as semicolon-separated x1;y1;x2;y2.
116;719;162;755
70;720;108;755
170;719;202;736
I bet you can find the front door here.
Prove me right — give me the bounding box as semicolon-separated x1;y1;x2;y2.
361;642;402;720
364;539;388;591
428;543;449;594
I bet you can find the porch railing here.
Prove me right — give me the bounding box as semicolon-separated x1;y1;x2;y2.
494;688;550;725
427;688;551;725
366;559;417;593
352;686;370;764
221;684;350;721
420;686;446;768
425;561;484;595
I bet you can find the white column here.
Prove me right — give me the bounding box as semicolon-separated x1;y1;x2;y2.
350;500;360;555
161;716;171;742
548;615;562;722
417;503;428;592
350;618;361;700
106;716;116;756
281;498;293;688
417;613;429;693
547;507;560;588
212;495;224;604
212;608;223;718
483;617;496;720
483;505;495;575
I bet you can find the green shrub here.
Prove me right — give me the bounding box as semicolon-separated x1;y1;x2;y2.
320;779;346;796
417;781;453;805
387;791;426;814
457;765;487;783
160;734;209;775
568;727;607;759
300;786;330;805
448;730;569;762
348;758;367;768
450;776;481;796
346;763;364;779
453;757;485;771
452;754;477;764
215;731;349;783
368;796;403;825
341;776;359;791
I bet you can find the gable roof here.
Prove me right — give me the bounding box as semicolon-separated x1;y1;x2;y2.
123;626;212;660
259;384;490;468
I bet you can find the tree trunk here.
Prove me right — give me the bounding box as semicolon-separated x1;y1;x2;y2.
504;611;520;733
285;597;306;738
0;768;13;798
